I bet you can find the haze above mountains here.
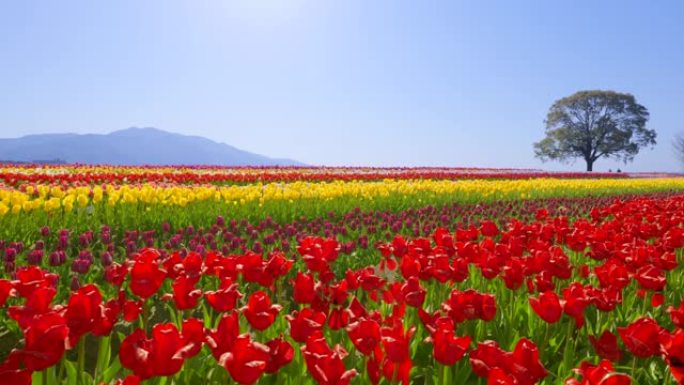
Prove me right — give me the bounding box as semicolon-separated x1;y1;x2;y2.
0;128;303;166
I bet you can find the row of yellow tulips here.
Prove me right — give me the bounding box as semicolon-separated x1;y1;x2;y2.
2;178;684;216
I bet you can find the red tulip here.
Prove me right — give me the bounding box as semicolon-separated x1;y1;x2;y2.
238;253;270;287
171;275;202;310
0;279;13;307
181;318;205;358
589;330;622;362
661;329;684;384
668;300;684;329
104;263;129;286
287;308;326;342
64;284;103;345
298;237;340;273
480;220;499;237
219;334;270;385
242;291;282;331
206;311;240;360
502;258;524;290
567;360;631;385
391;235;409;258
367;350;383;385
488;367;517;385
594;259;629;290
358;268;385;292
382;356;412;385
399;254;421;280
329;280;350;306
13;266;57;298
381;321;415;364
529;291;562;324
618;317;664;358
265;337;294;373
123;299;142;322
8;286;56;329
347;296;369;320
328;307;350;330
634;264;666;292
400;277;426;308
292;272;316;304
0;351;32;385
93;298;121;336
130;259;166;299
205;279;242;312
120;323;195;379
180;251;204;279
510;338;547;385
301;331;357;385
562;282;590;328
346;318;381;356
18;311;69;371
652;292;664;308
444;289;497;323
264;252;293;280
470;339;547;385
427;320;471;366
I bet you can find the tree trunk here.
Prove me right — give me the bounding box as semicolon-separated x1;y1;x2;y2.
586;159;593;172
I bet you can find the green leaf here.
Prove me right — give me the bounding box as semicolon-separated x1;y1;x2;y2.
64;360;78;385
82;371;94;384
102;357;123;384
46;365;57;384
95;335;112;382
32;371;43;385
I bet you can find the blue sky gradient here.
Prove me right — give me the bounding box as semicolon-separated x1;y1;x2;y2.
1;1;682;171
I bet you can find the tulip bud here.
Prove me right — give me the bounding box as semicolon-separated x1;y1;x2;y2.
49;251;65;266
70;276;81;291
101;251;113;266
252;242;263;254
27;249;43;265
71;257;92;274
4;247;17;262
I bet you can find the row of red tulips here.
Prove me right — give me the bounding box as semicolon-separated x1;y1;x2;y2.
1;195;684;384
0;168;627;188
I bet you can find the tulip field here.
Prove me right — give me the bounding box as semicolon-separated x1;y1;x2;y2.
3;165;684;385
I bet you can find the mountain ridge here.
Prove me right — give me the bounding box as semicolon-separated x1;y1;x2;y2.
0;127;303;166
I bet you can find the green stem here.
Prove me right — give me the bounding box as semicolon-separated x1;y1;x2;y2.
664;369;673;385
630;356;638;382
77;338;86;385
93;336;107;384
141;301;149;333
561;321;575;374
440;363;450;385
57;361;65;385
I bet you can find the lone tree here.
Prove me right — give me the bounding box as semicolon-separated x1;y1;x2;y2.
534;90;656;171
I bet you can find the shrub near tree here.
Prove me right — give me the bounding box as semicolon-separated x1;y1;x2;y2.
535;90;656;171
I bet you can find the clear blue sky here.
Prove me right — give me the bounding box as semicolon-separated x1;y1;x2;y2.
1;1;682;171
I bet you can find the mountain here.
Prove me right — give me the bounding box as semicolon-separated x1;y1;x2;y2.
0;127;303;166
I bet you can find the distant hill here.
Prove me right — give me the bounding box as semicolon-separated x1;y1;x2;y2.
0;127;303;166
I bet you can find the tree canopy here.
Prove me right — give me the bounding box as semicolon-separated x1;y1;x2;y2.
534;90;656;171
